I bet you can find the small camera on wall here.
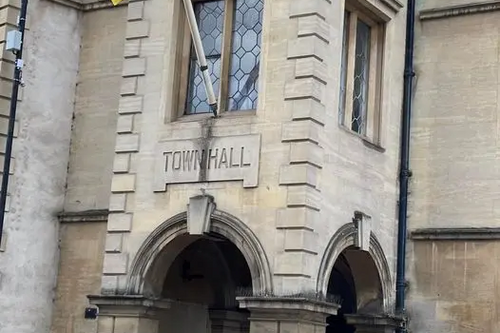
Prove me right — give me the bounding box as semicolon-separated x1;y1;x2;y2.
84;307;98;320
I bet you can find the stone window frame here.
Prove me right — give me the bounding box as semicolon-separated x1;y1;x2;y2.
338;0;391;144
171;0;263;121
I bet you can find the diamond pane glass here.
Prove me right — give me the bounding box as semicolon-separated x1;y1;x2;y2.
186;0;225;114
227;0;263;111
338;11;349;124
351;19;371;134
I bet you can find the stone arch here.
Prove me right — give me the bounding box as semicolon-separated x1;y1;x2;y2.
126;209;273;297
316;222;392;312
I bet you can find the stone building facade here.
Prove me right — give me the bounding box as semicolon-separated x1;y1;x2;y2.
0;0;498;333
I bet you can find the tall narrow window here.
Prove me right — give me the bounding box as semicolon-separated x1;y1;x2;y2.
184;0;264;115
339;7;384;139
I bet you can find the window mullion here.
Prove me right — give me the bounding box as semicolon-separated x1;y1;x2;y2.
218;0;234;113
366;25;379;139
344;12;358;129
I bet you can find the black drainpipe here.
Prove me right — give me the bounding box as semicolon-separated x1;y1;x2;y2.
396;0;416;331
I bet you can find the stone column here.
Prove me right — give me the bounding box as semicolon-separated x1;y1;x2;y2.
209;309;249;333
88;295;171;333
345;314;403;333
237;297;339;333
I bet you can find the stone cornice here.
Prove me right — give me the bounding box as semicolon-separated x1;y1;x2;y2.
87;295;171;318
410;227;500;240
58;209;109;223
419;1;500;21
43;0;128;11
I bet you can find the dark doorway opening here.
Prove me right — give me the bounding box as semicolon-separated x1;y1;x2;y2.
326;251;356;333
159;234;252;333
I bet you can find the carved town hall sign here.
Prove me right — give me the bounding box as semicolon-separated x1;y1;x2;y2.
154;134;261;191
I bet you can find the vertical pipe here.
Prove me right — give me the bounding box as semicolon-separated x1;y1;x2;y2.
396;0;416;331
182;0;219;116
0;0;29;245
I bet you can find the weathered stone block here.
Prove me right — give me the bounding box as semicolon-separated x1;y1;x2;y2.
116;115;134;134
105;233;124;253
115;134;140;153
287;36;327;61
108;213;133;232
126;20;149;40
111;174;136;193
282;120;322;143
127;1;144;21
103;253;129;275
122;57;146;77
109;194;127;212
119;95;143;114
113;153;131;173
279;164;319;187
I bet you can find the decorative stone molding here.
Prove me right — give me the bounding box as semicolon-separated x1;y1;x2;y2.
316;222;392;312
125;209;273;297
275;0;328;293
410;227;500;240
88;294;171;318
58;209;109;223
237;296;339;316
102;0;149;293
419;1;500;21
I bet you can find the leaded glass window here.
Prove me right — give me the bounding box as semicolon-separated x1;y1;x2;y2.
338;8;383;139
185;0;263;115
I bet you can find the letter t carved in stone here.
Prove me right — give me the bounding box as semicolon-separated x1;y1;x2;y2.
187;194;216;235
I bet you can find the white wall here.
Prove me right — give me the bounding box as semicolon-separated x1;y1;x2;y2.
0;1;81;332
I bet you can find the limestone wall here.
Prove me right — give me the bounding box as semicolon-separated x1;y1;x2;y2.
50;5;126;333
100;0;407;302
408;2;500;332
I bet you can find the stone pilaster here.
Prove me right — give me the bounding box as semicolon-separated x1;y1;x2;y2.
275;0;331;293
89;295;170;333
237;297;339;333
103;0;150;294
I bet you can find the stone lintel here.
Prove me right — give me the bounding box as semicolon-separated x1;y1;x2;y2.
344;313;403;332
236;297;339;320
58;209;109;223
410;227;500;240
88;295;171;318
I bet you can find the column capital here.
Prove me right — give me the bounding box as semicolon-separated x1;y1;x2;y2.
237;296;339;324
88;294;172;319
345;313;404;333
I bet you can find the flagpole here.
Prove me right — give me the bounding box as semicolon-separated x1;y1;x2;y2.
182;0;218;116
0;0;29;246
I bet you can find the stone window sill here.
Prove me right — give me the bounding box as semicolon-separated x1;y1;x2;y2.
174;109;257;124
339;125;385;153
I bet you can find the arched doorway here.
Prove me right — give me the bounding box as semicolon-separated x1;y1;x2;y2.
317;222;392;333
326;250;357;333
158;234;252;333
325;246;384;332
123;207;273;333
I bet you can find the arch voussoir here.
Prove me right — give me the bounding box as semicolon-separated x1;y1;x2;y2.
125;209;273;297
